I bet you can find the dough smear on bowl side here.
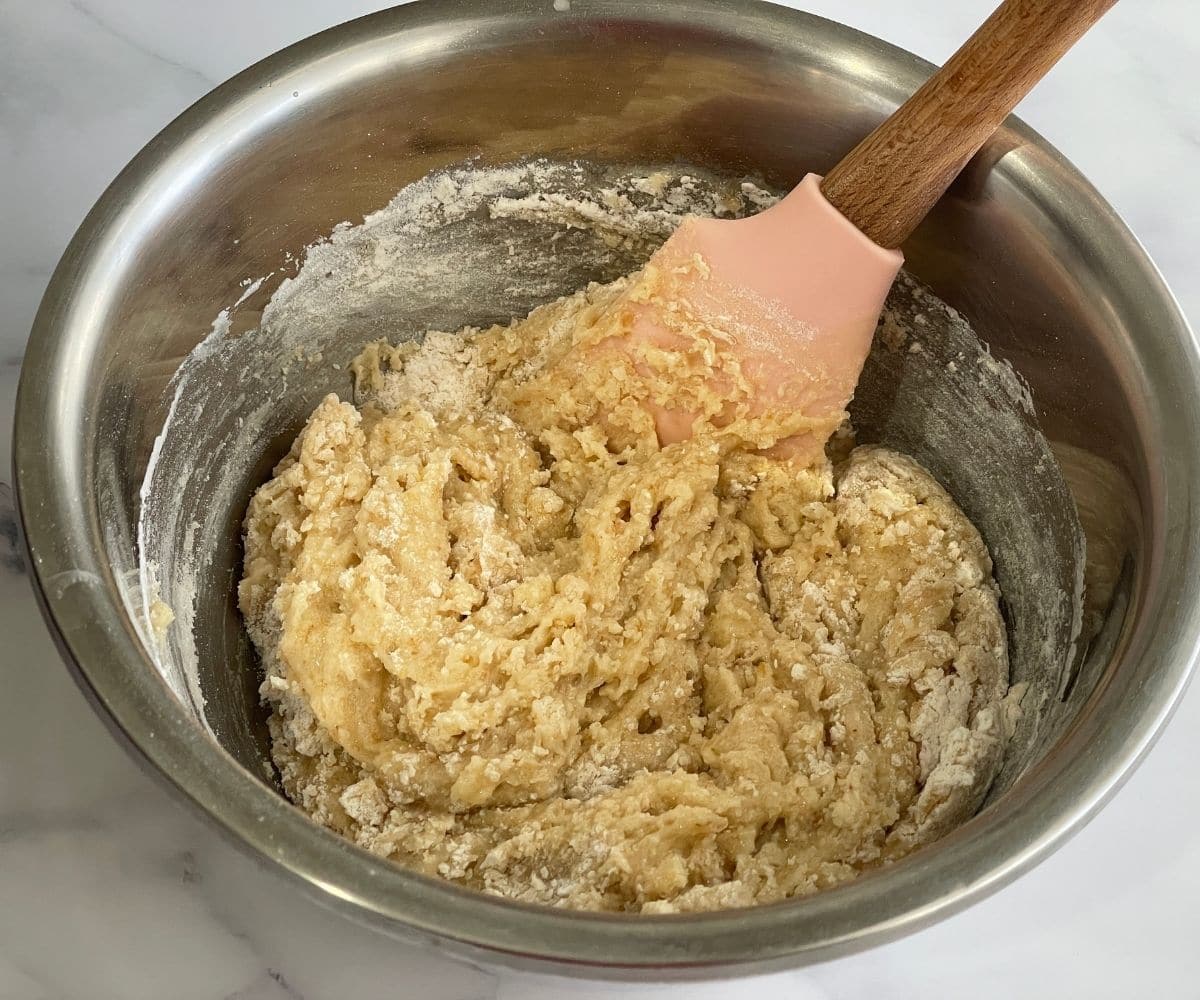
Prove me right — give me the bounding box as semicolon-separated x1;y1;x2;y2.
238;265;1023;913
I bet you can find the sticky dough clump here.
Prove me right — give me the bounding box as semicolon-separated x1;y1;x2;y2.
239;269;1020;913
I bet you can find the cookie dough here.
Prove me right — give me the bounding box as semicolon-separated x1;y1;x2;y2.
239;268;1018;913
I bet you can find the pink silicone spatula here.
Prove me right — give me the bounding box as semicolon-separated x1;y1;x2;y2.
632;0;1116;461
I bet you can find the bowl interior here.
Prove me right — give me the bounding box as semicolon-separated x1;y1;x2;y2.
134;158;1086;803
16;0;1199;974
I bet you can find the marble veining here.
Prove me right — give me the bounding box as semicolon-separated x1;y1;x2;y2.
1;2;1197;997
0;487;20;576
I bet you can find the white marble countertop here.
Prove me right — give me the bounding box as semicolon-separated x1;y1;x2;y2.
2;1;1198;997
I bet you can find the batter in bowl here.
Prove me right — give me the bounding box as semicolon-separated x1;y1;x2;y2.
239;263;1021;913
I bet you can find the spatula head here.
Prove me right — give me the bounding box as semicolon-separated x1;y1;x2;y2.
612;174;904;462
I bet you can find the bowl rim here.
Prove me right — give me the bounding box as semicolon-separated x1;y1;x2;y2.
13;0;1200;978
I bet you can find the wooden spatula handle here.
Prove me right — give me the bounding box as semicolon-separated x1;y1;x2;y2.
821;0;1116;249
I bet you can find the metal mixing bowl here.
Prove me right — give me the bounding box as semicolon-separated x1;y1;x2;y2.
13;0;1200;979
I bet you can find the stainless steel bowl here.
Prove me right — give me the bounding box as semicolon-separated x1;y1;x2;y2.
13;0;1200;979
